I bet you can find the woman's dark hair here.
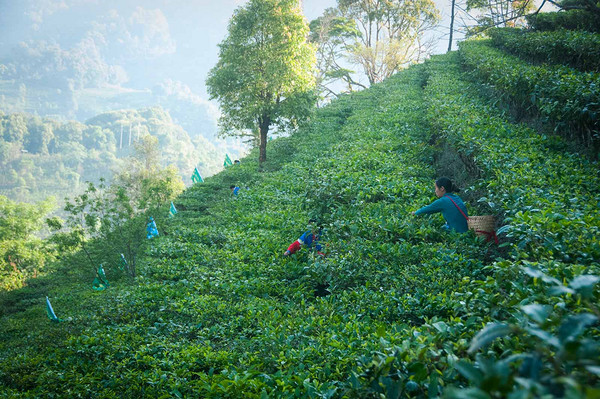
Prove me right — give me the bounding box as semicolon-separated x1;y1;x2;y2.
436;177;460;193
308;218;323;229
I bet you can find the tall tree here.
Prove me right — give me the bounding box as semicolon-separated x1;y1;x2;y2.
310;0;439;96
206;0;316;164
2;114;27;144
448;0;457;51
466;0;535;33
309;9;366;98
544;0;600;16
26;117;54;155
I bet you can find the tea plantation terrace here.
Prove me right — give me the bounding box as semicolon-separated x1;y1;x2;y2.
0;42;598;396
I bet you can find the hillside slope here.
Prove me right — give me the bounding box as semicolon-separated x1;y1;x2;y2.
0;50;598;397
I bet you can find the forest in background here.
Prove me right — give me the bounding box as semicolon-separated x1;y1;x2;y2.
0;1;247;205
0;107;222;204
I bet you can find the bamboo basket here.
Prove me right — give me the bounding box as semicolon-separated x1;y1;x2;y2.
468;215;496;240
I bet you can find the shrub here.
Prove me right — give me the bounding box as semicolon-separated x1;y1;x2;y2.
459;39;600;151
526;10;600;32
488;27;600;72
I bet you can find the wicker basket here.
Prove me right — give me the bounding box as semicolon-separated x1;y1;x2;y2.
468;215;496;240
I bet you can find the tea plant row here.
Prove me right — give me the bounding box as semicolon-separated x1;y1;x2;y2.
0;63;488;397
1;47;598;398
488;27;600;72
525;10;600;33
421;51;600;397
459;40;600;148
427;51;600;266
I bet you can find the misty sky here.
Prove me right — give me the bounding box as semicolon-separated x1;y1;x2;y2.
0;0;466;97
0;0;555;119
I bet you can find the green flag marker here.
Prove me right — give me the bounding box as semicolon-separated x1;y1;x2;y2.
98;264;109;287
224;154;233;167
120;253;128;271
191;167;204;184
46;296;60;322
93;264;109;291
92;277;106;291
169;201;177;217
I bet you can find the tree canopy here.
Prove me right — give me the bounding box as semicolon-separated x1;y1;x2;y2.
0;195;55;289
310;0;439;97
466;0;536;33
206;0;316;163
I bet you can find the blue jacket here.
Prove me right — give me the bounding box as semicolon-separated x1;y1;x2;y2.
415;194;469;233
299;230;322;251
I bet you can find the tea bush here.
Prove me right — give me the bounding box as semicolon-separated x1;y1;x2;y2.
425;51;600;266
488;27;600;72
423;51;599;396
0;46;598;398
459;39;600;150
525;10;600;32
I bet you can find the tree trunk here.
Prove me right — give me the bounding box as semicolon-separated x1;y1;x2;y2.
80;241;96;271
258;114;271;164
8;256;20;273
448;0;456;52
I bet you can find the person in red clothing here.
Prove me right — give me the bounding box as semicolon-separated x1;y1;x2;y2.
283;219;324;256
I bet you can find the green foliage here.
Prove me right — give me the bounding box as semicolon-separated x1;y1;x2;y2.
0;106;218;204
445;262;600;398
465;0;534;34
0;40;598;398
459;39;600;152
310;0;439;94
0;196;56;290
488;27;600;72
526;10;600;32
60;137;184;278
206;0;317;163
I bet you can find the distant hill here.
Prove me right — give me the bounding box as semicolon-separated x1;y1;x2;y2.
0;106;223;204
0;77;221;142
0;0;245;191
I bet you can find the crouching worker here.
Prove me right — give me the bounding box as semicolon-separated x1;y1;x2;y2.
284;219;325;257
413;177;469;233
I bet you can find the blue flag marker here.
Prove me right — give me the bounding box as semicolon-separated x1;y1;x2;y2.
98;264;109;287
120;253;128;271
46;296;60;322
119;254;127;271
147;217;159;239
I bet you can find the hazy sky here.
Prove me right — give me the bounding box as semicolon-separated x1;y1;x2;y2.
0;0;553;101
0;0;456;92
181;0;461;94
